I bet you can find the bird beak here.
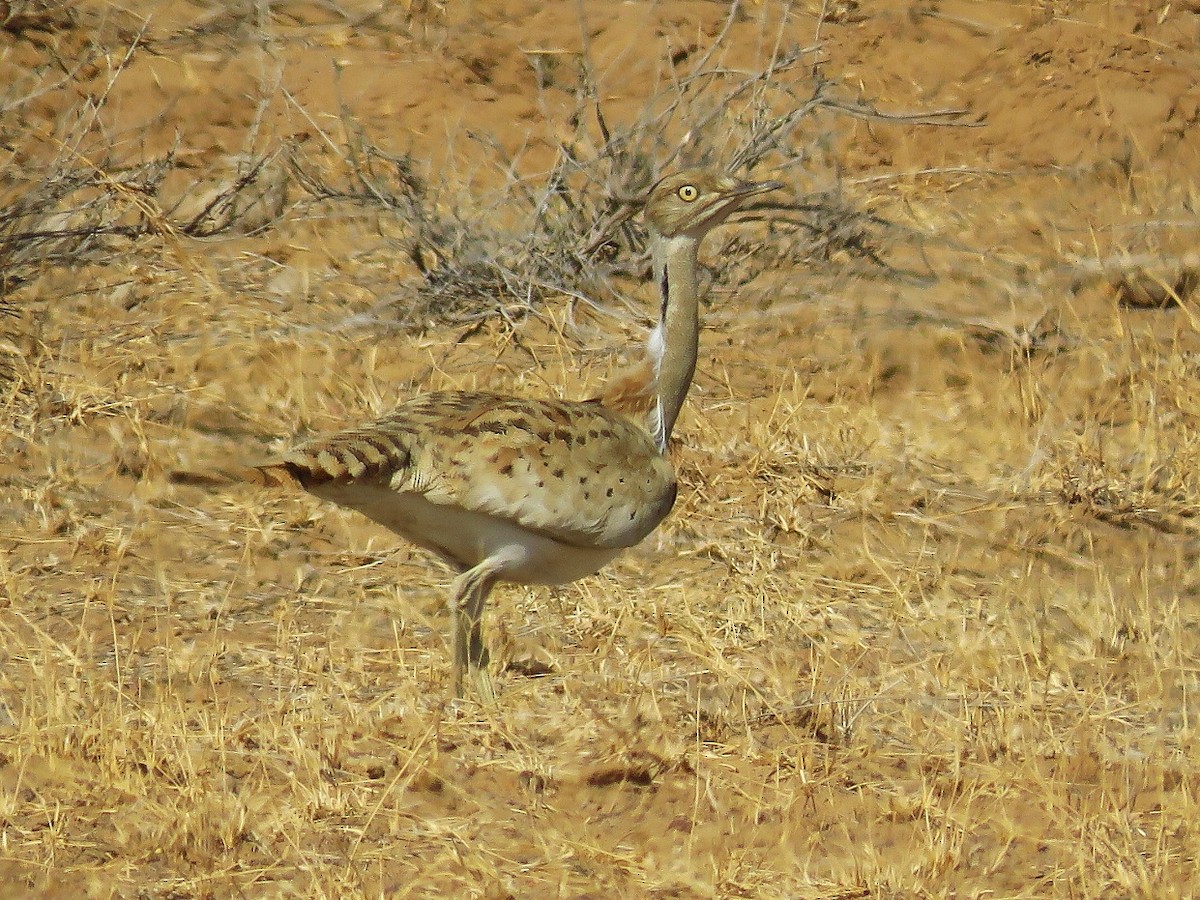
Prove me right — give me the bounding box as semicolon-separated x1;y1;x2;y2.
732;179;784;199
696;178;782;232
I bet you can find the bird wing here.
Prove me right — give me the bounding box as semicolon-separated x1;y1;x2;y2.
268;391;676;551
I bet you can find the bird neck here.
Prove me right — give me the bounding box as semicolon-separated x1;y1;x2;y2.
647;231;701;453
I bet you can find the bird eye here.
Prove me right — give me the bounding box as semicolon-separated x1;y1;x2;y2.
677;184;698;202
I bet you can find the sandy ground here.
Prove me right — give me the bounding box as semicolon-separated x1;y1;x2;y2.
2;1;1200;896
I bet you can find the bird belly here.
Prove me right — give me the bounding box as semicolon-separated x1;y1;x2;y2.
306;483;624;585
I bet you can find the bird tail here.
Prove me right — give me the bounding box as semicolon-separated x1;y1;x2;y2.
168;463;301;490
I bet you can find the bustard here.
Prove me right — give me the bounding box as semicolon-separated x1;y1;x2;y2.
181;169;781;699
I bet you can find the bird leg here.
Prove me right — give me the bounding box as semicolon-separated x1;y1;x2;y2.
448;562;499;702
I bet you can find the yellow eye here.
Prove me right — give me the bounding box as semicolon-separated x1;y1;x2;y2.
677;184;699;202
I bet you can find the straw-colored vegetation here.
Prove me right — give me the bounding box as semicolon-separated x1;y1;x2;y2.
2;1;1198;896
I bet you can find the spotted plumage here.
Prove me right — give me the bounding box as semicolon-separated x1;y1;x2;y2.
268;392;676;556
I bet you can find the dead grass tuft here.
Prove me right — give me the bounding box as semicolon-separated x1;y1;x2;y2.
2;1;1200;897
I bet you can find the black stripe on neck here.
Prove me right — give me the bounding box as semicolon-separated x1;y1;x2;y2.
659;268;670;320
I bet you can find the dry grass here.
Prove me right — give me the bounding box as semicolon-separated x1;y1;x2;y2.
3;1;1200;897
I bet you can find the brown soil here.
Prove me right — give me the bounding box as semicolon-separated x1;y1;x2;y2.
3;1;1200;896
